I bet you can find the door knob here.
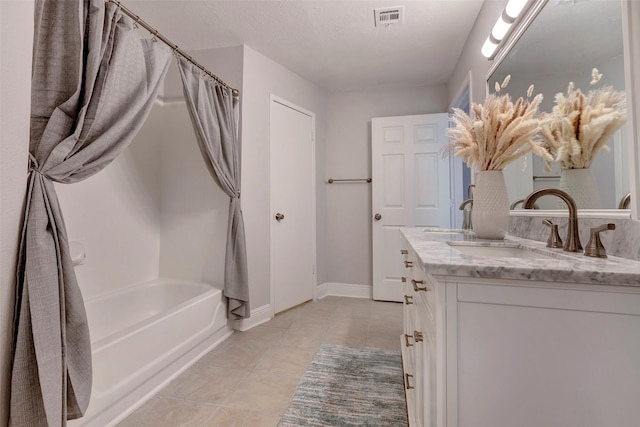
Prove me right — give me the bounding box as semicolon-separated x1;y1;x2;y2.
275;213;285;221
374;213;382;221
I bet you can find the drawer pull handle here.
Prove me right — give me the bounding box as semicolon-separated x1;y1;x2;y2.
412;279;428;292
414;330;424;342
401;276;406;283
404;260;413;268
404;333;414;347
400;249;408;255
405;373;415;390
404;295;413;305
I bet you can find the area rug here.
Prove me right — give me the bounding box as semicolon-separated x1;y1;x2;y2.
279;343;408;427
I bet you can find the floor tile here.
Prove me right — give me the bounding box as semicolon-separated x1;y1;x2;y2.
159;363;247;403
323;331;368;346
327;317;369;335
366;334;402;351
254;345;317;376
225;325;285;348
222;371;301;414
369;318;404;339
204;407;281;427
117;296;406;426
199;340;268;369
333;305;373;319
116;396;217;427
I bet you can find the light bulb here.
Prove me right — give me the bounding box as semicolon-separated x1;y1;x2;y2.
481;37;498;58
491;16;511;41
505;0;528;19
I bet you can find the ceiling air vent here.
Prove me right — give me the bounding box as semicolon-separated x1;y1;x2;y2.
374;6;405;27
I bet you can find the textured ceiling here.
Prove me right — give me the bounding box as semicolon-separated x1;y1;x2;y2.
124;0;485;92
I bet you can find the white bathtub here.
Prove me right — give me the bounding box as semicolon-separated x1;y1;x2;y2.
69;278;233;427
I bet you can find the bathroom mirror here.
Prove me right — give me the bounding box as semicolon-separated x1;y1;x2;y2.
487;0;631;212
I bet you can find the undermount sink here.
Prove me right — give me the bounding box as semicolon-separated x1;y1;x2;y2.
447;241;559;260
423;228;470;234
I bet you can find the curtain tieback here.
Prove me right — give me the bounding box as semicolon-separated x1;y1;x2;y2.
28;154;51;180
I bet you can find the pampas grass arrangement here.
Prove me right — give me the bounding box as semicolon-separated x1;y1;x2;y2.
446;76;552;171
539;68;627;170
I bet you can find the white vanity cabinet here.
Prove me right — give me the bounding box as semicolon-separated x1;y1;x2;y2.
447;278;640;427
401;237;640;427
401;247;444;427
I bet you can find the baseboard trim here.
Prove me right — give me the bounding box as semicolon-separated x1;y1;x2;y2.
231;303;272;331
234;284;372;331
317;282;372;299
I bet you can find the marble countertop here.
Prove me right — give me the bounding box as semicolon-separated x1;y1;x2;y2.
401;227;640;286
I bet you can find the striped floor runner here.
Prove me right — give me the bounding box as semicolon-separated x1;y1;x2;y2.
279;343;408;427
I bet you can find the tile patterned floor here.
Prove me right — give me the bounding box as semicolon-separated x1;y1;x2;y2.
117;296;403;427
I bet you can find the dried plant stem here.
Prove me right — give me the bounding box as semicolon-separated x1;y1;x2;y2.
446;90;551;171
539;84;626;170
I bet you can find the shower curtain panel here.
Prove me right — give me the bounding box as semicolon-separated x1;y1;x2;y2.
10;1;171;425
177;57;250;319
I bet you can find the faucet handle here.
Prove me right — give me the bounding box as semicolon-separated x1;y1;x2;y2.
542;219;563;248
584;223;616;258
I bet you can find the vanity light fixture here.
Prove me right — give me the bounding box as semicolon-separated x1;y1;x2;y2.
482;0;530;59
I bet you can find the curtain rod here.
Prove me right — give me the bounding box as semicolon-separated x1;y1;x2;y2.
108;0;240;97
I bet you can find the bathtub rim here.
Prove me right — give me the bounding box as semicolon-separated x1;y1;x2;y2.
86;277;223;352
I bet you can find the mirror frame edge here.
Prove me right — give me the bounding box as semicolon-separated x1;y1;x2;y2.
486;0;635;220
622;0;640;220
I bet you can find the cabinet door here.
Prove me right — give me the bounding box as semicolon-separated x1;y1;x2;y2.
401;340;418;427
415;297;436;427
401;248;420;426
453;281;640;427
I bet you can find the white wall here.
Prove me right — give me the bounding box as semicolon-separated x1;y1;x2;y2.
325;84;448;286
0;1;34;423
448;0;507;107
56;107;165;299
241;45;328;309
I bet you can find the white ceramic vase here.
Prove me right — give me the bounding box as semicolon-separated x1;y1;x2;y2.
472;170;510;240
559;168;601;209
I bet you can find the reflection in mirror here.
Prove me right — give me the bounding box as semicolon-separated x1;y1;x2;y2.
489;0;628;210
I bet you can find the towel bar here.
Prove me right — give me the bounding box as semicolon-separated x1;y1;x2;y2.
327;178;372;184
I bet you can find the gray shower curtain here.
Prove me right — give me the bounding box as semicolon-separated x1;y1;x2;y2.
177;57;250;319
10;1;171;425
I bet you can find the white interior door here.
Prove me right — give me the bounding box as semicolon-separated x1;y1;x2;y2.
270;97;315;313
372;113;450;302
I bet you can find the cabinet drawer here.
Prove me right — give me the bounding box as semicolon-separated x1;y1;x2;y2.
400;335;419;427
457;282;640;315
411;274;435;321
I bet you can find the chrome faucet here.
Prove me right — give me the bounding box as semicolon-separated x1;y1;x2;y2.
619;192;631;209
510;199;540;210
510;199;525;210
459;198;473;230
523;188;582;252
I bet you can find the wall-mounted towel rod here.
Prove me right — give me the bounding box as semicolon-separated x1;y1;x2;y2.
533;175;561;180
327;178;372;184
